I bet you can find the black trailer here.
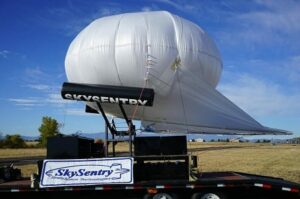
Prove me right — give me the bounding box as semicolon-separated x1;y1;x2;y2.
0;171;299;199
1;83;299;199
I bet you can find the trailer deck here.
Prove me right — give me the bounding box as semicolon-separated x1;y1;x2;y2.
1;171;299;199
2;83;298;199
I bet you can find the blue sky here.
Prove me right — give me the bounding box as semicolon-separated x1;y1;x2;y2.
0;0;299;138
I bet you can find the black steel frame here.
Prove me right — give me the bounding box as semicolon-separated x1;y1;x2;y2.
95;102;135;157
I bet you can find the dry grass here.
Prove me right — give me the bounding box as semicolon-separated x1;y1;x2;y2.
0;147;44;178
188;142;300;184
1;142;299;184
18;164;38;178
106;142;300;183
0;148;46;159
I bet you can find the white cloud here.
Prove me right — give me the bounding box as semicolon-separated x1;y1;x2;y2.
156;0;183;10
219;74;300;117
215;0;300;48
0;50;10;58
46;93;72;106
97;7;122;17
17;107;33;111
153;0;300;47
9;98;38;104
33;3;123;36
0;50;27;60
26;83;62;95
222;55;300;86
16;67;71;109
27;84;50;91
15;103;43;107
253;0;300;32
284;55;300;83
65;108;90;116
8;92;73;108
8;98;43;108
23;67;63;94
141;7;152;12
155;0;201;14
24;67;48;82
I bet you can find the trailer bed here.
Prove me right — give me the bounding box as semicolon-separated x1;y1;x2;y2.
1;172;299;199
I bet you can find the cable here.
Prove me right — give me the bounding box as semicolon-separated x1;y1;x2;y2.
130;49;153;121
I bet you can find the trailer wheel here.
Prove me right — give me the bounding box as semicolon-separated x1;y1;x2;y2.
144;193;178;199
191;192;226;199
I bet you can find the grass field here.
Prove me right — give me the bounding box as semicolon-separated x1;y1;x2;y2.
0;148;46;159
1;142;299;184
188;142;300;184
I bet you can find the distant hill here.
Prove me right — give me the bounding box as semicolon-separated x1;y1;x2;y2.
21;135;39;141
19;132;298;143
74;132;108;139
186;134;240;141
67;132;241;142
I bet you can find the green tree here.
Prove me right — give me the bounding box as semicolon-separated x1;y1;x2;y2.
38;116;61;147
3;134;26;148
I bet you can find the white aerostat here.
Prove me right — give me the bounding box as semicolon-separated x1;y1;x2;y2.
65;11;290;135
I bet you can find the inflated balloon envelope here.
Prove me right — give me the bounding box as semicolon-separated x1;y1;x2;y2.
63;11;291;135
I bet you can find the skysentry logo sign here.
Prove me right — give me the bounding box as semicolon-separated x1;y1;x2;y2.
61;82;155;106
63;94;148;106
40;158;133;188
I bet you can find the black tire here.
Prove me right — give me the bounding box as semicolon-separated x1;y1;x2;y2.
144;193;178;199
191;192;226;199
